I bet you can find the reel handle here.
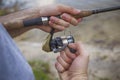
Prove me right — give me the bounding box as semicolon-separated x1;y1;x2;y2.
68;46;77;53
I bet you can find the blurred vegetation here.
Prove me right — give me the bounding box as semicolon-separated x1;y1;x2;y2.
29;61;55;80
0;0;24;16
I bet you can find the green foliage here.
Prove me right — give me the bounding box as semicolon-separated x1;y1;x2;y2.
0;10;8;16
0;1;21;16
29;61;54;80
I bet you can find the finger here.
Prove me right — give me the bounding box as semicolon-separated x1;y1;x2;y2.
60;51;73;64
68;42;82;56
55;62;65;73
68;43;79;55
69;42;89;57
50;16;70;28
68;43;77;50
57;56;70;70
61;13;79;26
49;21;65;31
58;4;80;15
64;47;77;60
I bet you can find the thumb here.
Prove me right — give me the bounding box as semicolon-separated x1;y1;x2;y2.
68;42;89;56
68;43;80;55
58;4;80;15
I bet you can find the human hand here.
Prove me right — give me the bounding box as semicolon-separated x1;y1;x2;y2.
55;42;89;80
36;4;82;32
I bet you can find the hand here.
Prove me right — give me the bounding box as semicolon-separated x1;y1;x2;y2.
55;42;89;80
36;4;82;32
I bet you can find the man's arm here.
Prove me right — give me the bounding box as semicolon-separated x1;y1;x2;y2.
7;27;34;37
0;7;40;37
0;4;81;37
0;7;39;29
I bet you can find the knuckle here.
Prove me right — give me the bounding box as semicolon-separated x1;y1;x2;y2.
71;19;79;26
54;17;60;24
60;52;72;64
56;19;61;24
60;69;65;73
62;13;71;21
66;58;72;64
59;57;68;68
62;13;67;16
65;23;70;27
64;64;69;69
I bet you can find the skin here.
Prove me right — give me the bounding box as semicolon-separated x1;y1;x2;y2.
55;42;89;80
0;4;89;80
0;4;82;37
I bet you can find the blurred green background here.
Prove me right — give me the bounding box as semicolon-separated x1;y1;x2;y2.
0;0;120;80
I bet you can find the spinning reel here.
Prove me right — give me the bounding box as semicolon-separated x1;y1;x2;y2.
42;28;77;53
21;6;120;53
50;35;76;53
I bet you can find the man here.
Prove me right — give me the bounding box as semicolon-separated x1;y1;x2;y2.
0;4;89;80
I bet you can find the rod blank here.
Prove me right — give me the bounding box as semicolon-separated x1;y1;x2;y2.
92;6;120;14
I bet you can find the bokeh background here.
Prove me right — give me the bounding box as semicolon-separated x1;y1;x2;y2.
0;0;120;80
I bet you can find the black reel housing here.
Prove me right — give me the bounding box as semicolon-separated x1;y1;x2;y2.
50;35;75;53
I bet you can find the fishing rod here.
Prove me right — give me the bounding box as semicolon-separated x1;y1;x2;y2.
3;6;120;29
23;6;120;27
41;6;120;53
3;6;120;53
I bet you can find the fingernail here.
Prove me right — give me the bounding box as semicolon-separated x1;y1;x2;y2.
62;13;70;21
60;26;65;31
71;19;78;26
61;14;67;19
50;17;55;23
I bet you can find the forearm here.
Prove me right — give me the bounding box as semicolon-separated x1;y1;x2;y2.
0;7;41;37
7;26;34;37
0;7;40;30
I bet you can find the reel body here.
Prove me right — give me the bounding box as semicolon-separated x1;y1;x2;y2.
50;35;75;53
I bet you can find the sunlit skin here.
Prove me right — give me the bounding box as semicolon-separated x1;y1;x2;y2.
0;4;89;80
55;42;89;80
0;4;82;37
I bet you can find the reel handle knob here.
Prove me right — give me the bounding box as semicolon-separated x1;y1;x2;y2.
68;46;77;53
